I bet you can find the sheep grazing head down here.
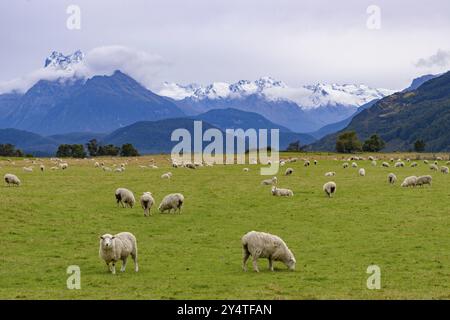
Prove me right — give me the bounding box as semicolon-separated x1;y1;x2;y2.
284;251;296;271
100;234;115;250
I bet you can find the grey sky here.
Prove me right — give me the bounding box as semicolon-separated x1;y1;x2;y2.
1;0;450;91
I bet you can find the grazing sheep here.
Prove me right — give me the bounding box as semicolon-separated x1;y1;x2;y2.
416;175;432;187
446;161;450;165
242;231;296;272
343;162;349;168
358;168;366;176
390;158;394;162
99;232;138;274
40;165;45;172
304;160;310;167
103;166;112;172
271;186;293;197
23;167;33;172
441;166;449;174
50;166;59;170
4;173;21;186
261;176;277;185
285;168;294;176
401;176;417;188
368;156;375;161
436;157;443;161
59;163;68;170
323;181;336;198
314;160;318;165
410;162;418;167
429;164;439;171
371;160;377;166
140;192;155;217
395;161;405;168
243;168;249;172
424;160;429;164
94;162;100;168
114;167;124;173
382;162;390;167
351;162;358;168
115;188;136;208
185;163;195;169
159;193;184;213
388;173;397;184
324;171;336;177
161;172;172;179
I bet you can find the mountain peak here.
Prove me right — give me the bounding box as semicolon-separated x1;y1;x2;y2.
44;50;84;70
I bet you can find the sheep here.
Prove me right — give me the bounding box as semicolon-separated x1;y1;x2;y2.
94;162;100;168
159;193;184;213
261;176;277;185
429;164;439;171
243;168;249;172
401;176;417;188
40;164;45;172
271;186;293;197
139;165;147;169
50;166;59;170
371;160;377;166
314;160;318;165
99;232;138;274
416;175;432;187
395;161;405;168
351;162;358;168
368;156;375;161
23;167;33;172
324;171;336;177
410;162;418;167
446;161;450;165
285;168;294;176
388;173;397;184
424;160;429;164
441;166;449;174
343;162;349;168
103;166;112;172
150;165;158;169
140;192;155;217
161;172;172;179
59;163;68;170
304;160;310;167
241;231;296;272
114;167;124;173
390;158;394;162
4;173;21;186
436;157;443;161
185;163;195;169
323;181;336;198
358;168;366;176
115;188;136;208
382;162;390;167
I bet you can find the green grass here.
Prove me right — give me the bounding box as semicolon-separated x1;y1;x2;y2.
0;154;449;299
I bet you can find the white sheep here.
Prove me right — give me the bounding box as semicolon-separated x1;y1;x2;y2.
114;167;124;173
271;186;294;197
285;168;294;176
395;161;405;168
343;162;349;168
416;175;432;187
323;181;336;198
441;166;449;174
382;162;390;167
103;166;112;172
243;168;249;172
94;162;100;168
39;165;45;172
23;167;33;172
424;160;429;164
314;160;318;165
261;176;277;185
161;172;172;179
351;162;358;168
140;192;155;216
99;232;138;274
410;162;418;167
304;160;310;167
59;163;68;170
358;168;366;176
324;171;336;177
4;173;21;186
368;156;375;161
401;176;417;188
159;193;184;213
430;164;439;171
115;188;136;208
242;231;296;272
388;173;397;184
371;160;377;166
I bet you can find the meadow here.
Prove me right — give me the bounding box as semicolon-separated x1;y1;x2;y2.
0;153;449;299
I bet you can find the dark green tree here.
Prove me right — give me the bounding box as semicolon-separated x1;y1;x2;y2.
0;144;24;157
86;139;99;157
414;140;426;152
120;143;139;157
336;131;362;153
362;134;385;152
56;144;72;157
98;144;120;156
286;140;301;152
56;144;86;158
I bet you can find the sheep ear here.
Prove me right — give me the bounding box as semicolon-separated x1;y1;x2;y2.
100;236;104;240
111;236;115;239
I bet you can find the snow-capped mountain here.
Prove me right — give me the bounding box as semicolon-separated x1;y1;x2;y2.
44;50;84;70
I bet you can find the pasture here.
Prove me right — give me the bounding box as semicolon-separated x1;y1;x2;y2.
0;153;449;299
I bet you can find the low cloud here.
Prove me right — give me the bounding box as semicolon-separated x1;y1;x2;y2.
0;46;168;94
415;49;450;68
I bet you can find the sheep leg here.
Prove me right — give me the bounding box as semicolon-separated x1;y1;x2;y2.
252;257;260;272
131;252;139;272
111;262;116;274
268;258;274;272
242;251;250;272
121;258;127;272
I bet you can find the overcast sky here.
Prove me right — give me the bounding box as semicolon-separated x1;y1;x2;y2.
1;0;450;91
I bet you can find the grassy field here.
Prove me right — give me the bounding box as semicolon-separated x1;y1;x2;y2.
0;153;449;299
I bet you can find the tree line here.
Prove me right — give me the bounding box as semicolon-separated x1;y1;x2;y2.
56;139;139;158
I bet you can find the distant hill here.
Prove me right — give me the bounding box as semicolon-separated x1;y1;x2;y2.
309;71;450;152
402;74;440;92
0;128;58;156
48;132;107;145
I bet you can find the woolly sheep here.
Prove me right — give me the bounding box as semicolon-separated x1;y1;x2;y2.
99;232;138;274
441;166;449;174
243;168;249;172
430;164;438;171
382;162;390;167
140;192;155;217
368;156;375;161
271;186;293;197
103;166;112;172
424;160;429;164
114;167;124;173
325;171;336;177
416;175;432;187
323;181;336;198
371;160;377;166
343;162;349;168
285;168;294;176
261;176;277;185
242;231;296;272
159;193;184;213
185;163;195;169
59;163;68;170
304;160;310;167
23;167;33;172
50;166;59;170
401;176;417;188
161;172;172;179
395;162;405;168
351;162;358;168
388;173;397;184
314;160;318;165
115;188;136;208
358;168;366;176
94;162;100;168
436;157;443;161
410;162;418;167
4;173;20;186
40;164;45;172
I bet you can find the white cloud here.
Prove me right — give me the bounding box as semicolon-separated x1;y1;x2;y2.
415;49;450;68
0;46;168;94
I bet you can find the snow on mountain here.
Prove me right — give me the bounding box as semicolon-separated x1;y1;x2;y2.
44;50;84;71
159;78;395;110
